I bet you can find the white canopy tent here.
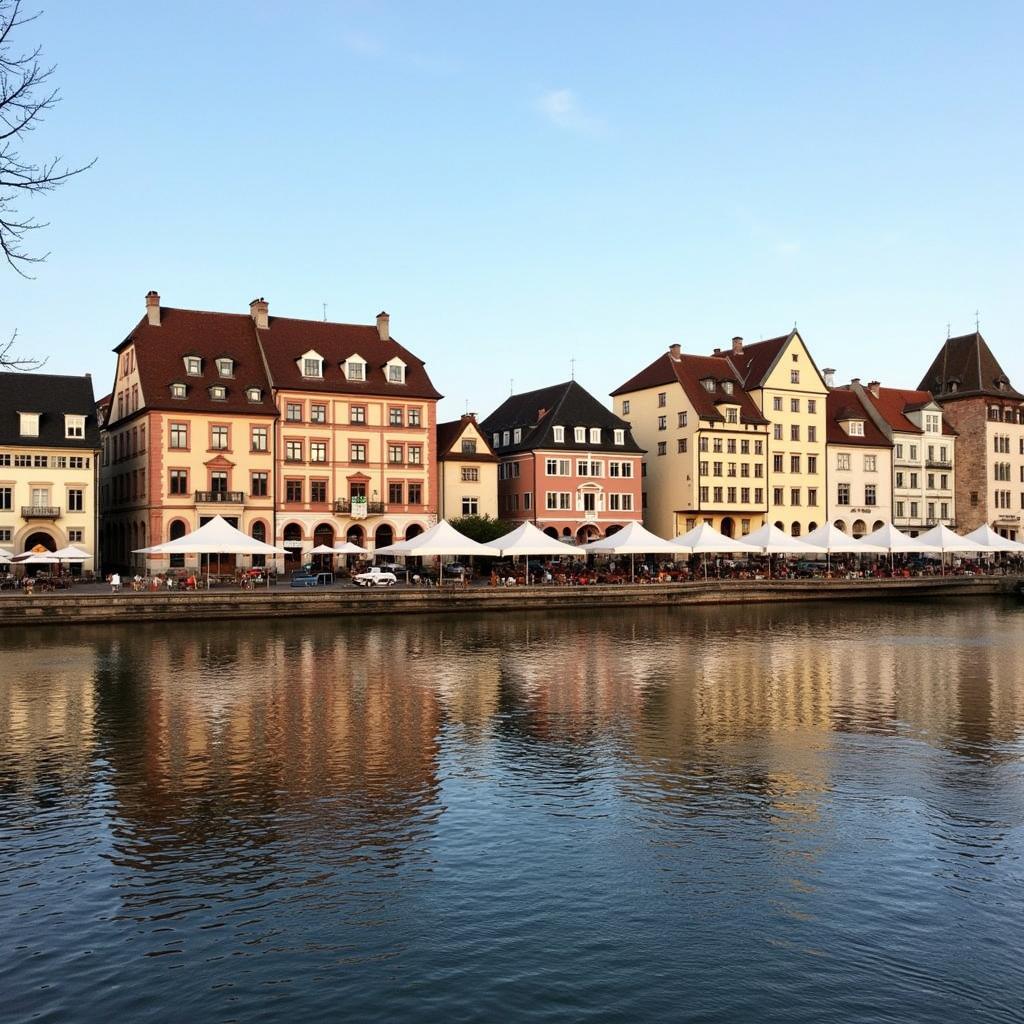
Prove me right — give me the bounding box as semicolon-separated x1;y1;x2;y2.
0;549;11;565
11;551;60;564
915;524;991;554
964;524;1024;553
859;523;940;553
743;524;820;554
483;521;582;584
582;521;690;582
802;522;888;574
374;519;496;559
51;544;91;561
330;541;370;555
672;523;760;580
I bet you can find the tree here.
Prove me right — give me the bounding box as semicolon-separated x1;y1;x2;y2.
1;0;94;277
447;514;516;544
0;327;43;369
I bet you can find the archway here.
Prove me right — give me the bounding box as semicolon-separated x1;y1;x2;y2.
576;524;599;544
346;524;365;546
313;523;335;571
283;523;303;571
168;519;187;568
872;520;885;532
833;520;847;533
544;527;559;539
251;520;268;568
375;524;394;551
791;522;802;537
22;530;56;553
605;524;623;537
852;519;866;538
561;528;572;538
807;522;818;534
405;524;425;541
774;521;784;532
720;517;734;538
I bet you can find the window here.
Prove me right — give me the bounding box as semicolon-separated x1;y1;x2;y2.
462;497;478;516
303;357;322;378
14;453;30;467
713;462;723;477
807;426;817;443
910;445;918;460
389;408;403;426
388;444;404;464
790;424;800;441
678;438;687;453
210;471;228;494
699;460;709;476
286;479;303;502
774;487;784;505
65;415;85;438
285;440;303;462
864;455;877;472
837;483;850;505
807;488;818;506
408;445;422;464
34;455;48;467
773;397;783;412
286;402;303;422
408;408;421;426
19;412;39;437
247;387;262;403
790;488;801;506
311;481;327;503
217;358;234;378
865;484;877;506
387;362;405;383
503;431;510;446
773;424;783;440
171;383;187;399
702;379;715;393
836;452;850;471
346;360;365;381
574;427;586;443
310;441;327;463
590;428;601;444
513;428;522;444
713;487;724;502
553;426;565;443
808;400;816;414
699;436;709;452
185;356;202;375
790;455;801;474
65;488;84;511
251;472;268;497
657;442;667;456
791;370;800;384
461;467;479;482
895;472;905;488
461;438;477;455
68;529;83;543
209;385;227;401
350;405;366;425
622;401;630;414
408;483;422;504
389;482;404;504
169;423;188;449
723;382;734;396
169;470;188;495
848;421;865;436
210;425;229;450
658;416;667;431
754;488;764;504
773;454;784;473
251;426;268;451
310;404;327;424
790;398;800;413
658;392;667;407
754;440;764;455
726;408;739;424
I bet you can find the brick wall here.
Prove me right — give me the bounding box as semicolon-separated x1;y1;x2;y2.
939;398;989;531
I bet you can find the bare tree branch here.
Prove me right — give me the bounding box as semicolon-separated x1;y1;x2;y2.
0;0;95;276
0;328;47;370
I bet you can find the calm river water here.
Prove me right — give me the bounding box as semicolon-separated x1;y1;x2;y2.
1;599;1023;1023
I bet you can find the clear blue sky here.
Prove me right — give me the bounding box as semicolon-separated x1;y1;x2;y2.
2;1;1022;417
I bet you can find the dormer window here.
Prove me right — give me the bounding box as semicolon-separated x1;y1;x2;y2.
847;420;865;436
574;427;586;443
513;428;522;443
246;387;262;403
209;385;227;401
18;412;39;437
170;383;187;399
502;431;510;446
614;429;625;445
493;432;500;448
217;358;234;378
589;428;600;444
64;414;85;439
385;357;407;385
553;426;565;443
702;378;715;393
722;381;734;395
298;350;324;378
343;354;366;381
184;356;202;376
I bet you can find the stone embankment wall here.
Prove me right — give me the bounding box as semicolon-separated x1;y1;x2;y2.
0;577;1017;628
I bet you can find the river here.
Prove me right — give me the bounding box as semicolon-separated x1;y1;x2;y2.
1;599;1023;1023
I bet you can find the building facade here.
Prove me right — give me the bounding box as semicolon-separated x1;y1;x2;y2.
102;293;441;571
611;343;769;538
824;388;893;536
919;332;1024;540
436;414;498;521
848;380;956;536
481;381;644;542
0;372;101;570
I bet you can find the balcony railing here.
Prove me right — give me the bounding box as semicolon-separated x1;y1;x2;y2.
333;498;385;515
926;460;952;469
22;505;60;519
194;490;245;503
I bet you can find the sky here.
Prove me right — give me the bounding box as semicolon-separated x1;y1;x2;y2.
2;1;1022;419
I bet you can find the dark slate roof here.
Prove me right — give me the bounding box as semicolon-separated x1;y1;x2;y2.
481;380;644;455
437;416;498;463
918;332;1024;401
612;351;769;426
0;372;101;449
826;389;892;447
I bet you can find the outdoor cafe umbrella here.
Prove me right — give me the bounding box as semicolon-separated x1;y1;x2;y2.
860;522;942;573
0;549;11;565
964;524;1024;553
803;522;888;574
581;521;690;582
742;523;820;578
915;523;990;575
672;522;760;580
484;521;582;583
374;519;496;578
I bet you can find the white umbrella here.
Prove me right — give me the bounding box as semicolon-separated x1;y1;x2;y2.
374;519;495;558
964;524;1024;552
0;549;12;565
916;524;992;554
305;544;338;555
802;522;887;575
672;523;760;580
12;552;60;564
51;544;91;560
743;524;820;579
483;521;582;585
331;541;370;555
582;520;689;582
861;523;941;553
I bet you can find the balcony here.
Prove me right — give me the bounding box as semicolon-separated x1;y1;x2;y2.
22;506;60;519
333;498;385;515
926;460;952;470
194;490;245;504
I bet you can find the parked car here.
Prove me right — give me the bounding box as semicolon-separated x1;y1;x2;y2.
353;566;398;587
443;562;470;577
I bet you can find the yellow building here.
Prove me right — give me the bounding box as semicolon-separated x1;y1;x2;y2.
725;332;829;537
436;414;498;520
612;344;769;538
0;372;101;571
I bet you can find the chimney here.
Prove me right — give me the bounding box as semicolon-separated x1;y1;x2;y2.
668;343;681;361
145;290;161;327
376;310;390;341
731;336;744;354
713;347;722;357
823;368;835;388
867;380;880;398
249;297;269;330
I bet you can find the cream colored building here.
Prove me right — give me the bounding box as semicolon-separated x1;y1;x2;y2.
612;344;769;538
437;414;498;520
0;372;101;571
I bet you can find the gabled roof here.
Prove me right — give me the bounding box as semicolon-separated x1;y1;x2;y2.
855;384;957;436
0;372;101;449
612;351;768;426
437;416;498;463
918;331;1023;402
826;389;891;447
481;380;644;455
724;333;791;388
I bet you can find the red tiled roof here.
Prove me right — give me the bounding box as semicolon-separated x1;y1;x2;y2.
856;385;956;436
725;334;790;388
437;416;497;462
826;389;891;447
612;351;768;426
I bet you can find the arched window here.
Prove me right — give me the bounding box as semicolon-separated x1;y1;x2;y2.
375;524;394;549
405;524;425;541
169;519;187;568
791;522;801;537
283;523;303;569
833;520;847;533
251;521;267;568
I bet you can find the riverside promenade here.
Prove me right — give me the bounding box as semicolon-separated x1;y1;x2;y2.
0;575;1018;627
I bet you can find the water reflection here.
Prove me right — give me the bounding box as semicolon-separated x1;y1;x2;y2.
1;600;1023;1023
